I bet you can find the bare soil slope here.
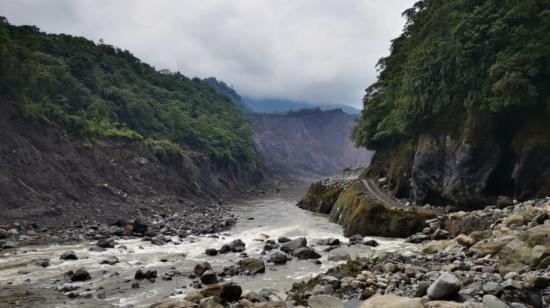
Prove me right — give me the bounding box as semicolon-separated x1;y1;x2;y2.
0;99;264;226
250;109;372;180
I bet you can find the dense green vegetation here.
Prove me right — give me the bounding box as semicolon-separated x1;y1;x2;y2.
0;18;257;164
352;0;550;149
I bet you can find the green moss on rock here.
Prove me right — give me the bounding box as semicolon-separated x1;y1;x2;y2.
298;181;343;214
329;182;435;237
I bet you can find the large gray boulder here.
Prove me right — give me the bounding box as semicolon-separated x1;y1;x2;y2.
427;272;461;300
268;251;288;265
482;295;510;308
281;237;307;253
293;247;321;259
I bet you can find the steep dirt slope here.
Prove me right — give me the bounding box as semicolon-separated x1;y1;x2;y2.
0;99;264;226
249;109;372;180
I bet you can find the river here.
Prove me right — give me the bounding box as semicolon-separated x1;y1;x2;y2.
0;186;419;307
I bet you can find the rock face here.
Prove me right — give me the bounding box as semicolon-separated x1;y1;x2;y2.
364;116;550;208
249;109;372;180
300;180;434;237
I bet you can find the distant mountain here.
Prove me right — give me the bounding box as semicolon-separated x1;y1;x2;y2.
242;97;361;115
249;108;372;180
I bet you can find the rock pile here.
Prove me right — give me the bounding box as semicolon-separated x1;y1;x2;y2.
288;197;550;307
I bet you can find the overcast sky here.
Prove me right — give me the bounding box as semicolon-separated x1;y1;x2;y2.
1;0;414;107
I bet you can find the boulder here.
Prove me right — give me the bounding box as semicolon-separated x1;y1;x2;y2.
96;237;116;248
423;240;452;254
526;274;550;289
445;214;493;237
184;291;204;303
277;236;290;243
482;295;510;308
240;258;265;274
521;224;550;247
470;236;516;257
200;270;218;284
496;196;514;209
293;247;321;259
308;295;343;308
228;239;246;252
70;268;91;282
200;283;223;298
317;238;340;246
360;295;423;308
100;256;120;265
135;269;157;281
267;252;288;265
427;272;461;300
281;237;307;253
194;262;212;276
205;248;218;256
34;258;50;268
497;239;533;274
497;224;550;274
455;234;476;247
502;214;525;228
469;230;493;242
60;251;78;260
362;239;379;247
220;283;242;302
200;297;223;308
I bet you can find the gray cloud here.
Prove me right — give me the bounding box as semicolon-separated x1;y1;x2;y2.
0;0;414;107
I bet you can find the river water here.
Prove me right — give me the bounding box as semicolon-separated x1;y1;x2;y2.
0;187;419;307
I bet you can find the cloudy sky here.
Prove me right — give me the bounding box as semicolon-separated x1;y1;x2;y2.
1;0;414;108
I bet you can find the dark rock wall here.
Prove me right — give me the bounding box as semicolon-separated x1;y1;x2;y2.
365;113;550;208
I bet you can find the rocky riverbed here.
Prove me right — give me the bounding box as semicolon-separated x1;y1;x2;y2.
288;197;550;308
0;187;418;308
1;185;548;308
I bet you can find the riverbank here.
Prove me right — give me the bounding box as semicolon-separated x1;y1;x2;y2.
288;197;550;308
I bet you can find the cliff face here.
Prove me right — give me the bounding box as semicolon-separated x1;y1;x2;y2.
365;113;550;208
249;109;372;180
0;100;264;226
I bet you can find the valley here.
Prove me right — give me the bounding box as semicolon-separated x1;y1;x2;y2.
1;0;550;307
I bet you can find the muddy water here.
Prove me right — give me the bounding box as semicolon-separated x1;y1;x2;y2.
0;187;419;307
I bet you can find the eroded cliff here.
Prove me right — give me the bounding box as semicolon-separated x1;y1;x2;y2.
250;109;372;180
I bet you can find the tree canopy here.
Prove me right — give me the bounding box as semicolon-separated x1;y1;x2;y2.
0;18;258;165
352;0;550;149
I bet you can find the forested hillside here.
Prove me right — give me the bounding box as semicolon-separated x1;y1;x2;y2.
352;0;550;206
0;18;257;165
